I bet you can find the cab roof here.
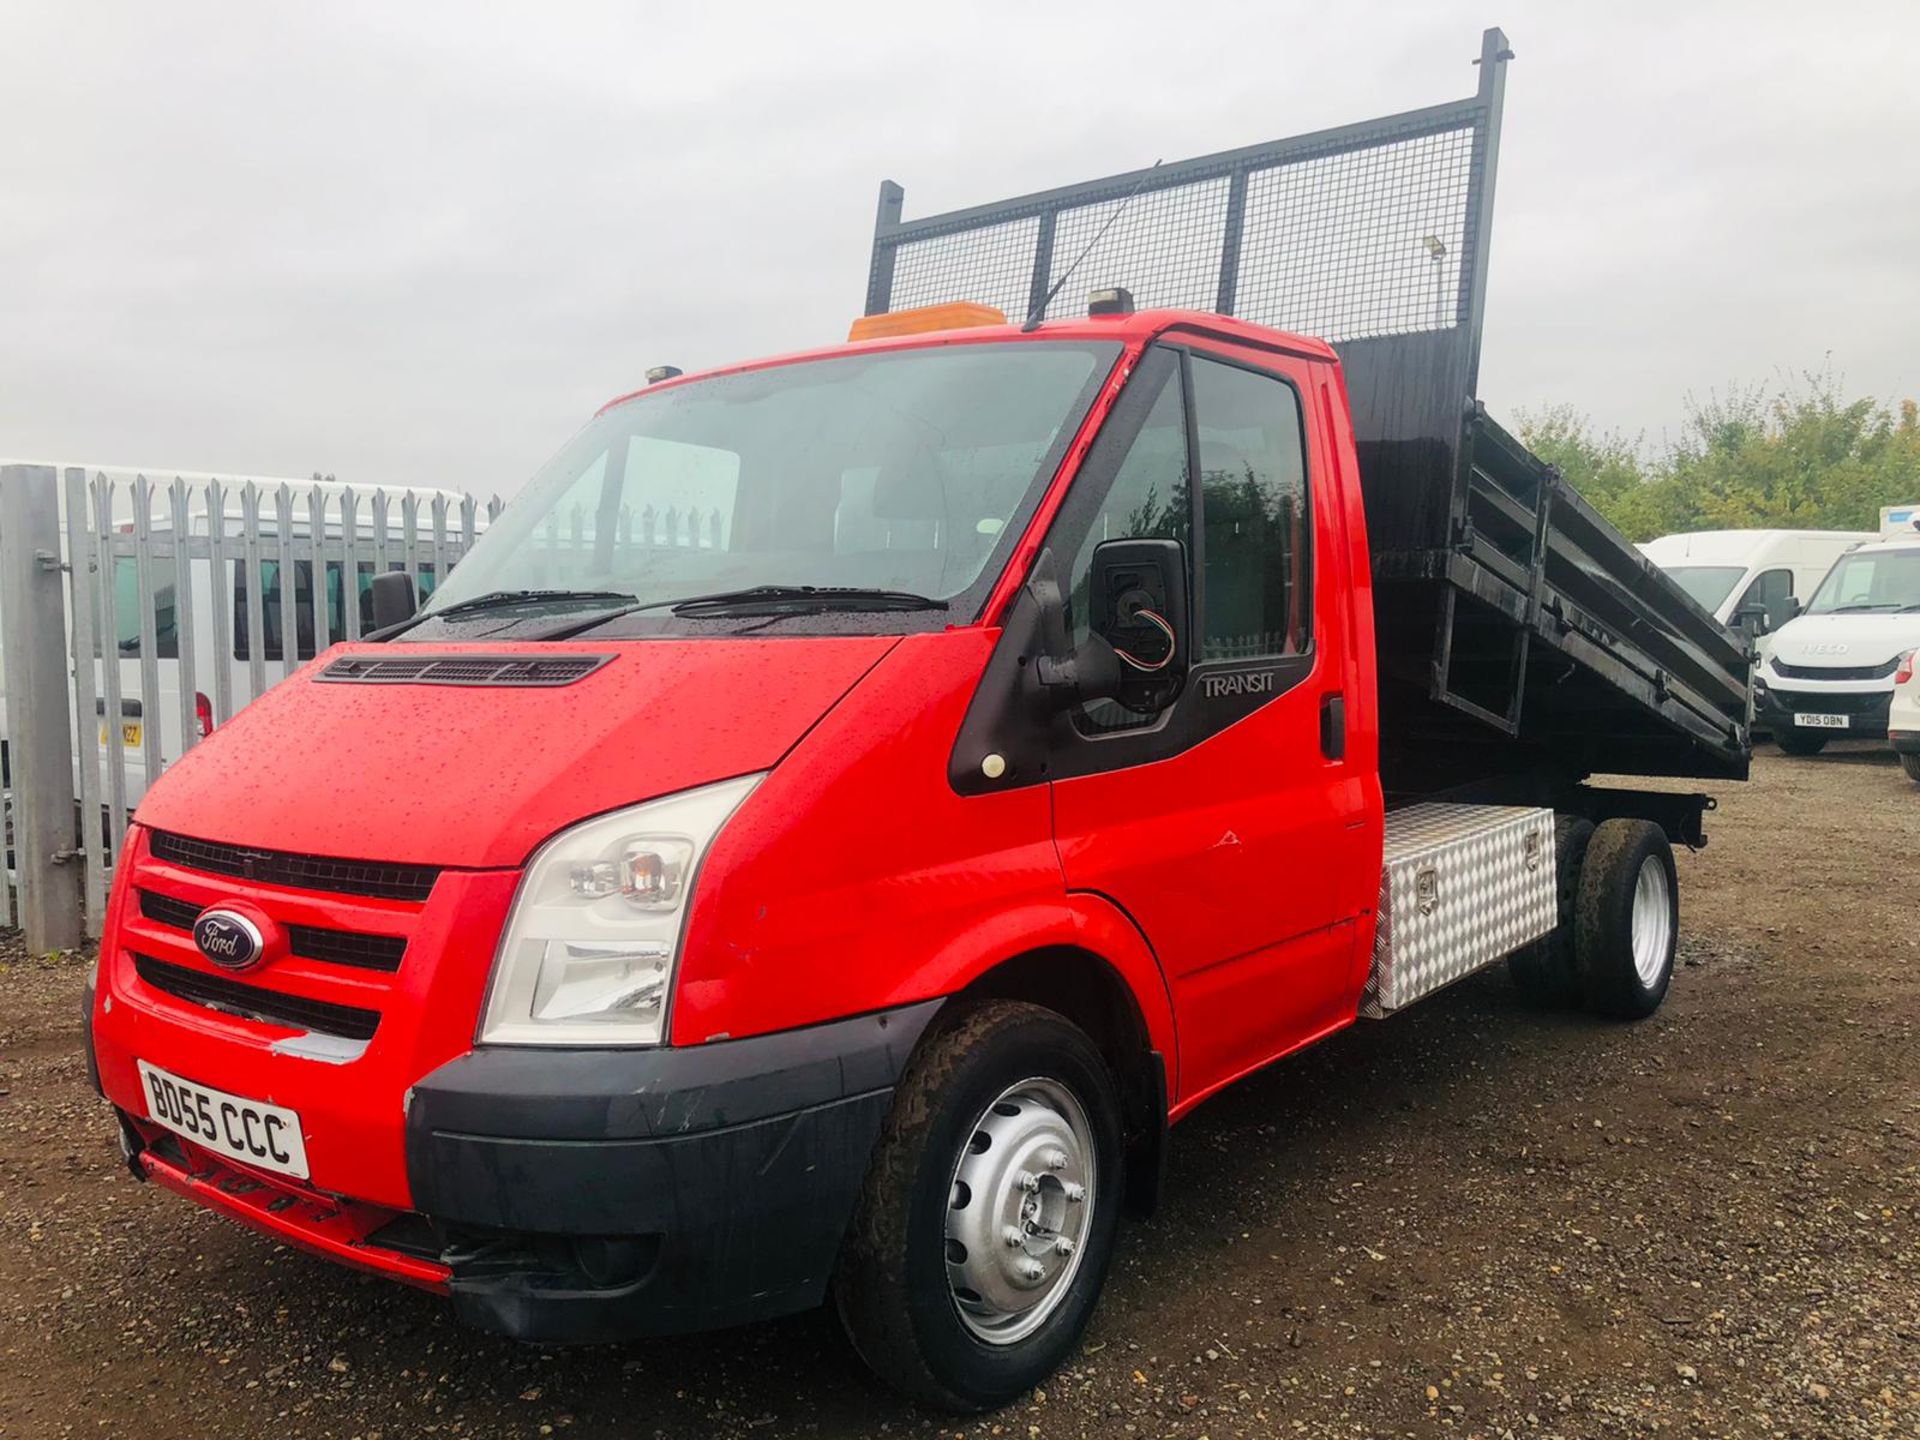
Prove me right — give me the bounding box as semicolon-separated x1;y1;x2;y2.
597;309;1339;417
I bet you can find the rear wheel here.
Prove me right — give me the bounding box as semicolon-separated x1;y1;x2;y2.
1900;752;1920;782
1775;729;1830;756
834;1001;1125;1412
1508;815;1594;1005
1575;819;1678;1020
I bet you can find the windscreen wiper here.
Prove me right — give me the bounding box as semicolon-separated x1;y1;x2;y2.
428;588;638;619
668;585;948;617
524;585;949;641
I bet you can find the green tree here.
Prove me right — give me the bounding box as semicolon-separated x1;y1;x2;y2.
1664;371;1920;533
1514;374;1920;542
1514;405;1691;541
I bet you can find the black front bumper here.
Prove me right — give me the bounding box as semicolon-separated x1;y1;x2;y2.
1755;683;1892;738
404;999;941;1342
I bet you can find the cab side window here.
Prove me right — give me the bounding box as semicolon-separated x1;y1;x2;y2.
1734;567;1792;617
1063;359;1190;734
1189;356;1311;661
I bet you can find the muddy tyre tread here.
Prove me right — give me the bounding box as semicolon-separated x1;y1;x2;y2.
833;1000;1122;1412
1574;819;1677;1020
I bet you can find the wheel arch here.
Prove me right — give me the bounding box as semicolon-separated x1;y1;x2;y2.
937;939;1172;1217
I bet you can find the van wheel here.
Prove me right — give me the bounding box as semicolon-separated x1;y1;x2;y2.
1575;819;1678;1020
1900;752;1920;782
1508;815;1594;1005
1775;729;1829;756
833;1001;1124;1412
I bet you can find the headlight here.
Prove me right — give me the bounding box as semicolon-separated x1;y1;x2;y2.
479;773;762;1046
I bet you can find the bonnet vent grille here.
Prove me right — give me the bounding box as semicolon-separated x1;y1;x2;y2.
318;654;612;687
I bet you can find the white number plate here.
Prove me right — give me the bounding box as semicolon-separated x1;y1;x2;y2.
136;1060;310;1179
1793;712;1850;729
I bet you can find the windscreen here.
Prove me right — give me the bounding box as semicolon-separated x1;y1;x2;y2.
1804;547;1920;614
426;341;1118;622
1661;565;1744;614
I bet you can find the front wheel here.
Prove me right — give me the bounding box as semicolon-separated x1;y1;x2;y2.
833;1001;1125;1411
1899;751;1920;782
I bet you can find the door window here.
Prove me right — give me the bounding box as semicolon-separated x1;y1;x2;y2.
105;557;179;659
1733;567;1792;614
235;559;442;660
1062;357;1191;734
1188;356;1311;661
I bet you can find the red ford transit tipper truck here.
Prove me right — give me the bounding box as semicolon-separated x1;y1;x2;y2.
84;31;1752;1410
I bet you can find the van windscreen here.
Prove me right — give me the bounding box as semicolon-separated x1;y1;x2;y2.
1661;565;1744;614
421;341;1120;629
1804;547;1920;614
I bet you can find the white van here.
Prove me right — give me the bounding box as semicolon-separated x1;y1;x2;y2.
1755;535;1920;754
1639;528;1877;635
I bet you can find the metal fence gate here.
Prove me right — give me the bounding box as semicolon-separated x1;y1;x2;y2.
1;463;501;946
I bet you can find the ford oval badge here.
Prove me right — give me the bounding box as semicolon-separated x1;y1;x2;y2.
193;909;266;971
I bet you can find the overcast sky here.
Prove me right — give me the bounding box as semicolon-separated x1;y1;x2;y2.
4;1;1917;497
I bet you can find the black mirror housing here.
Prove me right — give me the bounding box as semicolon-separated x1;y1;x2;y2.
368;570;419;630
1025;539;1191;716
1083;538;1191;713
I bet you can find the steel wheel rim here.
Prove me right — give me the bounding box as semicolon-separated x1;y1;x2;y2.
944;1076;1096;1345
1630;854;1673;986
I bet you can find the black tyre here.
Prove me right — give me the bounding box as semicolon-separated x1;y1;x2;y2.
1508;815;1594;1005
833;1001;1125;1412
1574;819;1678;1020
1775;729;1830;756
1900;752;1920;782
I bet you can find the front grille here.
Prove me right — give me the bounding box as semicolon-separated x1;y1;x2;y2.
1767;687;1891;716
133;953;381;1041
318;654;611;687
138;890;406;973
287;925;406;971
1770;657;1900;681
139;890;203;931
148;831;440;904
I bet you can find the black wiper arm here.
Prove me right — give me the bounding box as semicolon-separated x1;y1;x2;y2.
669;585;948;616
427;588;637;619
518;585;948;643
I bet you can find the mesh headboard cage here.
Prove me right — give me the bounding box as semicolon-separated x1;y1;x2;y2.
863;28;1514;560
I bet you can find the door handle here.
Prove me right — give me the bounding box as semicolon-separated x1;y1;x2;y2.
1320;691;1346;760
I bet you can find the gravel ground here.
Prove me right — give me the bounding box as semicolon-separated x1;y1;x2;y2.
2;745;1916;1439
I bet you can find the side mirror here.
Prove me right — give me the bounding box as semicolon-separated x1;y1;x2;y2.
368;570;418;630
1768;595;1801;630
1088;538;1191;713
1032;539;1190;714
1731;603;1768;636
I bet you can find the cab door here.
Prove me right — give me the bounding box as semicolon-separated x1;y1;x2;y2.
1045;340;1373;1107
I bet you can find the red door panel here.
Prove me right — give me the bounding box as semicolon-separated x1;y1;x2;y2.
1049;339;1373;1112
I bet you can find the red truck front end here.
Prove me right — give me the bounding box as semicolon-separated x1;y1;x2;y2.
89;317;1264;1399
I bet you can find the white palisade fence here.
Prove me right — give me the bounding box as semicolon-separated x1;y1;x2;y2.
0;462;502;943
